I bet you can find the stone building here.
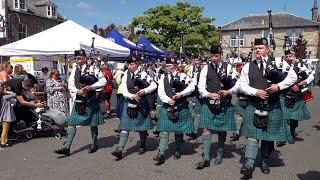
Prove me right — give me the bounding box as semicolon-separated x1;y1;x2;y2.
220;1;320;59
0;0;65;46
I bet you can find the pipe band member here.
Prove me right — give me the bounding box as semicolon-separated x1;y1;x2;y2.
54;49;107;156
111;55;157;160
196;44;238;169
239;38;297;179
153;57;196;165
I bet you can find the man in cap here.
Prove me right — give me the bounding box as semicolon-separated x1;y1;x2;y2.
111;55;157;160
238;38;297;178
153;57;195;165
53;49;107;156
195;44;238;169
277;49;312;146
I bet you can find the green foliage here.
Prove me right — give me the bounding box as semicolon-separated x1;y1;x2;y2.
129;2;218;55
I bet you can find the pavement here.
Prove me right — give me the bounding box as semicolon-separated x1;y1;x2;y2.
0;88;320;180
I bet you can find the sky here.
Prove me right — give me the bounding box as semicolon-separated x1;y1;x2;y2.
52;0;317;29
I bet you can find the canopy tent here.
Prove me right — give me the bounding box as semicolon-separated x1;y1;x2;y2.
0;20;130;57
136;36;166;56
105;29;142;52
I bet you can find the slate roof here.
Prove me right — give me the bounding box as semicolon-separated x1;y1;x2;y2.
7;0;64;21
222;12;319;31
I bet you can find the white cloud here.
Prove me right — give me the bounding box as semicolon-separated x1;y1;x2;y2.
76;1;91;9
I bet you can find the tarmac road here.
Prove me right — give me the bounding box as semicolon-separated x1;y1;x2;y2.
0;88;320;180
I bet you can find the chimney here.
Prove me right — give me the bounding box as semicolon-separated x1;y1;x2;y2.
311;0;319;22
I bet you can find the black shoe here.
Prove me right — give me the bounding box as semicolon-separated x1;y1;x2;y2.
173;151;181;160
186;132;197;140
288;139;295;144
153;154;165;165
138;148;146;155
111;149;123;160
240;164;253;178
8;134;17;141
114;129;120;133
230;133;240;141
53;147;70;156
276;141;286;147
260;160;270;174
0;143;12;148
88;144;98;154
196;159;210;170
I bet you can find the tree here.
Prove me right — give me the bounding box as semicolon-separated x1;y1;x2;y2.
129;2;218;55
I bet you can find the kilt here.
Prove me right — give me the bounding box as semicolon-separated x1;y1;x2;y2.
69;97;104;126
242;102;292;141
118;99;152;131
156;102;195;133
280;94;311;121
235;99;246;116
199;98;236;132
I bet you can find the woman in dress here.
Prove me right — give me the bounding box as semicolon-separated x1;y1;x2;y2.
46;69;68;115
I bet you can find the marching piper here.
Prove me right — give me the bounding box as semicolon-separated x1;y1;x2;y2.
111;55;157;160
195;45;238;169
277;49;312;145
53;49;107;156
239;38;297;179
153;57;195;165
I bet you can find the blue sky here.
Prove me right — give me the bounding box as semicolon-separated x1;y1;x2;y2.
52;0;317;29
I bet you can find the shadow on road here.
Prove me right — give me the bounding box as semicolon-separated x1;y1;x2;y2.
297;171;320;180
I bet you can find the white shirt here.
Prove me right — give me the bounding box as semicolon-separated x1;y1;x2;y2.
122;69;157;100
198;62;238;98
239;58;297;97
68;63;107;94
158;71;195;104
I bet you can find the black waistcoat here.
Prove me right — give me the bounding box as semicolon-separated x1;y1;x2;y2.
249;60;281;104
127;71;138;94
206;63;222;93
164;73;187;105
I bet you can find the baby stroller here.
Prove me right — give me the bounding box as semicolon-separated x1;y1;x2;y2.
25;107;68;139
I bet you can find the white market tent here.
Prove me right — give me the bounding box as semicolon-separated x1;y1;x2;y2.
0;20;130;57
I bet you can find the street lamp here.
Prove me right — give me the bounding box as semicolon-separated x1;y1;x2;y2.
179;31;184;61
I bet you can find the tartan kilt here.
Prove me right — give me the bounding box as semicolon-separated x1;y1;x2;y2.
156;96;163;106
199;98;236;132
235;99;246;116
69;97;104;126
156;102;195;133
118;99;152;131
242;102;292;141
280;94;311;121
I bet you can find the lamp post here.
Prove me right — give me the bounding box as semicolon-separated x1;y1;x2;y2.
179;31;184;61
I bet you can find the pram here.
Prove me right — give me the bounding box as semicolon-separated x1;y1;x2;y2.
25;107;68;139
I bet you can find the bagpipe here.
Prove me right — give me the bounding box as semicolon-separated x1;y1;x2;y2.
167;73;187;121
127;72;151;118
295;60;313;102
74;38;99;115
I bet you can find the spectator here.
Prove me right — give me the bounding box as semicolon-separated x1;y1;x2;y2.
113;63;125;119
0;83;17;148
101;63;114;116
46;69;68;115
5;79;45;133
12;64;28;80
0;63;13;82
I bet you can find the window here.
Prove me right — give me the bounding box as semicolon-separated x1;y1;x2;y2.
52;6;57;17
19;23;27;39
47;6;51;16
230;32;245;47
36;26;43;33
288;29;303;44
47;6;57;18
14;0;26;10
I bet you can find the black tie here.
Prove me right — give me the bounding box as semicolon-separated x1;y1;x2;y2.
260;60;264;75
75;66;81;89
